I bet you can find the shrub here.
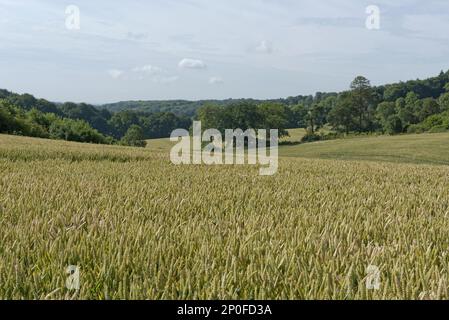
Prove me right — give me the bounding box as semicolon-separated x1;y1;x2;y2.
120;125;147;148
301;132;322;143
428;125;448;133
407;124;425;134
49;118;108;144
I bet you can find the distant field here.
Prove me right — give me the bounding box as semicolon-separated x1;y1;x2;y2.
146;137;173;152
280;132;449;165
1;134;449;299
282;128;307;143
146;128;307;151
148;130;449;166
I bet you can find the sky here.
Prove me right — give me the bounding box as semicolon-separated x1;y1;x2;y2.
0;0;449;104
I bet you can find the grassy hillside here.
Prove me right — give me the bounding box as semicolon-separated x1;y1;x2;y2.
147;130;449;166
280;132;449;165
146;137;174;152
281;128;307;143
1;134;449;299
145;128;308;151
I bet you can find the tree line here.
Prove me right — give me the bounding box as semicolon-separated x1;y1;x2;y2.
1;70;449;147
195;70;449;141
326;72;449;136
0;89;190;147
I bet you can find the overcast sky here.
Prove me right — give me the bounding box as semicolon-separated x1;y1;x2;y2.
0;0;448;104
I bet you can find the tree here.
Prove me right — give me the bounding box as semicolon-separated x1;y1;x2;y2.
383;83;407;102
257;102;290;137
438;92;449;112
376;102;396;122
395;97;406;110
108;111;140;138
376;102;399;133
290;104;308;128
223;102;262;131
397;92;419;127
35;99;61;115
306;104;324;134
120;125;147;148
418;98;440;122
384;115;403;134
0;100;19;133
350;76;375;132
7;93;37;110
197;104;225;132
328;92;357;134
320;96;338;121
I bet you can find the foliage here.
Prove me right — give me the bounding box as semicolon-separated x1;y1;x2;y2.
197;102;290;138
0;91;190;145
300;132;322;143
2;69;449;145
326;72;449;136
119;125;147;148
327;92;358;133
407;112;449;134
49;118;110;144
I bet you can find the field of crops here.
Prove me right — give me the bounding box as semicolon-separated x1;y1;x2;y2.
1;133;449;299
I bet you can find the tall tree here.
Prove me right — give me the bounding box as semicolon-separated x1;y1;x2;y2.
257;102;290;137
350;76;375;132
328;92;357;134
290;103;308;128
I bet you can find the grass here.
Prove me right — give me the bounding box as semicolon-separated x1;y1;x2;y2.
1;133;449;299
148;130;449;166
146;127;308;151
146;137;174;152
280;132;449;165
0;134;155;162
281;128;307;143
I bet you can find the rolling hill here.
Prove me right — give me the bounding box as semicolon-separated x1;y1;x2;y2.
146;130;449;166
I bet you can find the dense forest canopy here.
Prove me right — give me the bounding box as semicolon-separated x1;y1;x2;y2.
1;70;449;147
0;90;191;147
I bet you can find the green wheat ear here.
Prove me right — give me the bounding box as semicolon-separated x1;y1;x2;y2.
1;133;449;300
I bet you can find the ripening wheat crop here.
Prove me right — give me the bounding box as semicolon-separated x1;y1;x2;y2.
0;134;448;300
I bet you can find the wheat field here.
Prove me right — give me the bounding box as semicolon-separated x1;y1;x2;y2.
1;134;449;299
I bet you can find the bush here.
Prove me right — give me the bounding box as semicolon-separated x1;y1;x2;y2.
428;125;448;133
0;101;18;133
120;125;147;148
407;124;425;134
320;132;341;141
301;132;322;143
421;113;447;129
49;118;109;144
409;112;449;134
0;100;48;137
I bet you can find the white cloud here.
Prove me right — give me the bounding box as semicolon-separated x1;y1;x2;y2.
108;69;124;79
255;40;273;54
2;0;449;103
132;65;178;84
133;65;163;75
209;76;224;85
178;58;207;69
